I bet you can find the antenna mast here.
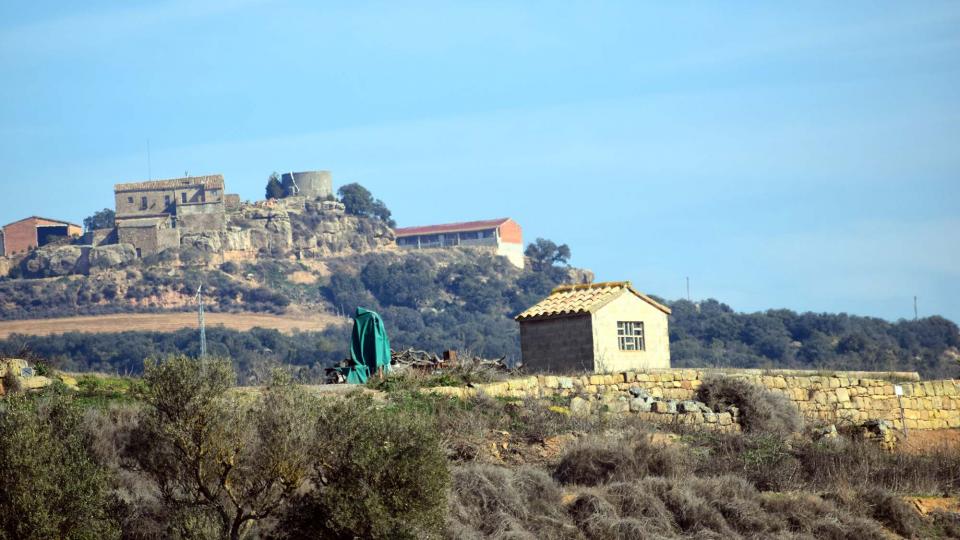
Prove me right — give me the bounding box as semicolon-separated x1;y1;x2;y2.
196;286;207;360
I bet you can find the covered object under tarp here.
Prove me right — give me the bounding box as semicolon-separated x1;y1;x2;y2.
343;307;392;384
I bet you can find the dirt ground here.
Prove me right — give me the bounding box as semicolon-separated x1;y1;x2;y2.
0;312;346;338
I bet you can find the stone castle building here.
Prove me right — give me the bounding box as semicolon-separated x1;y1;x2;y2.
0;216;82;257
113;175;235;257
516;282;671;373
394;217;524;268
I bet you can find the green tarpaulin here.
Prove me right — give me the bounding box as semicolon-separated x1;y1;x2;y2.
344;307;392;384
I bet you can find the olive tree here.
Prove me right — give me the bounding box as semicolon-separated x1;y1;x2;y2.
129;357;317;540
0;392;119;540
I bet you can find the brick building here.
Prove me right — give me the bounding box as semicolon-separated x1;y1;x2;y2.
516;282;671;374
394;218;524;268
0;216;82;257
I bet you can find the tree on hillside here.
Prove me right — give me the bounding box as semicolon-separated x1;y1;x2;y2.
83;208;115;232
524;238;571;272
265;172;284;200
337;183;396;227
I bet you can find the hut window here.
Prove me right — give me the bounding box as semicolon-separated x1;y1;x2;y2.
617;321;645;351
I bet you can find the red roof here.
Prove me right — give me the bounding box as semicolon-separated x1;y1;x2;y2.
3;216;82;229
394;218;512;237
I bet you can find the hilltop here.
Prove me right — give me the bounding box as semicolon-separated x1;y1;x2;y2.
0;179;956;380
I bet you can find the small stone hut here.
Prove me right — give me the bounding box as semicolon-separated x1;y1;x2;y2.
516;281;671;373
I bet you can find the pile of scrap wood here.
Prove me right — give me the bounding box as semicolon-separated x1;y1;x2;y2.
326;349;516;384
390;348;514;375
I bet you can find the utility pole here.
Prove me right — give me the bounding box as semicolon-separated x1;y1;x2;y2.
686;277;690;302
914;296;918;321
196;286;207;361
147;139;152;181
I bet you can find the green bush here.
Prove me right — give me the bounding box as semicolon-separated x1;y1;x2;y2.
278;394;450;539
0;393;119;539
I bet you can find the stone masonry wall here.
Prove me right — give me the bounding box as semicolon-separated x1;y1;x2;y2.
427;368;960;431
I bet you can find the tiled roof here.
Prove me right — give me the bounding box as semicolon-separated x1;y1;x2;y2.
515;281;671;321
114;174;225;192
394;218;512;237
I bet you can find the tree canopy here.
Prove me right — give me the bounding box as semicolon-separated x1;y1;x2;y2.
82;208;115;232
337;183;395;227
524;238;571;272
265;172;284;200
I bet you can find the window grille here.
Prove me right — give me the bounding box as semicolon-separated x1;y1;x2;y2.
617;321;645;351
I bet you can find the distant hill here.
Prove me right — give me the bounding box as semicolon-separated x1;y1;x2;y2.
1;207;956;380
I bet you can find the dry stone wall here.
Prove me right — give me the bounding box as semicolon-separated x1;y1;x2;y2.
428;368;960;431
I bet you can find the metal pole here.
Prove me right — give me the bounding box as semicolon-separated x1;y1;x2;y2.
686;277;690;301
197;286;207;361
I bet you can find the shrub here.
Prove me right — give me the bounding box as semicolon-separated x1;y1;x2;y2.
278;394;450;540
853;487;923;538
554;435;692;487
2;370;21;395
446;463;577;540
696;376;802;435
0;393;119;539
793;437;960;495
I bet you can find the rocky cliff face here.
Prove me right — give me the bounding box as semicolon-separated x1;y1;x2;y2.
226;198;395;258
18;244;138;278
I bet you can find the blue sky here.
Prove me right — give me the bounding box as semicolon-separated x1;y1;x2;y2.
1;1;958;322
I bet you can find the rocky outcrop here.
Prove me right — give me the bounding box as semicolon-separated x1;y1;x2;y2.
88;244;137;270
223;227;252;251
21;245;86;277
227;199;394;258
0;257;11;278
230;204;293;254
20;243;139;277
289;208;395;258
181;232;223;253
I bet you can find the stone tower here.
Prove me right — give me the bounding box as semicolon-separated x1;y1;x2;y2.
281;171;333;199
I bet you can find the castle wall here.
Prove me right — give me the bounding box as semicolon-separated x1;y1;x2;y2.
177;202;226;231
83;228;117;247
118;225;179;257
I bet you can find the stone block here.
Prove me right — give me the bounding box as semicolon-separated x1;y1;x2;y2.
836;388;850;402
630;397;652;413
651;401;673;414
677;401;701;414
558;377;574;389
718;412;733;426
570;397;591;416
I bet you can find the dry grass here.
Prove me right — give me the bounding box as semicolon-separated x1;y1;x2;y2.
696;376;803;435
554;436;692;487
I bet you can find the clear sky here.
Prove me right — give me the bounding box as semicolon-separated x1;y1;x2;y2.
1;1;958;322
